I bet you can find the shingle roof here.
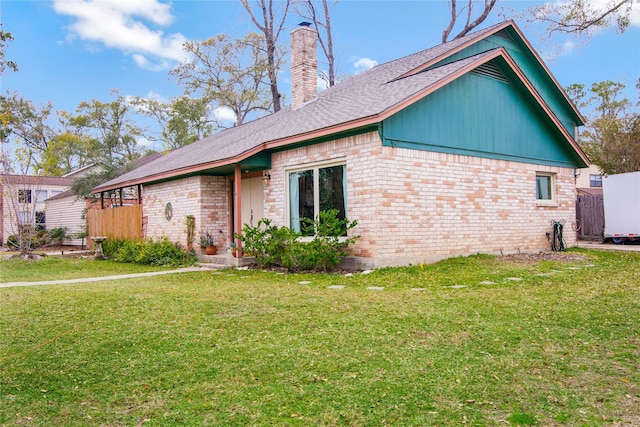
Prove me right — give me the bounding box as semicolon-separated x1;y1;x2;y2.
2;174;74;187
94;20;583;192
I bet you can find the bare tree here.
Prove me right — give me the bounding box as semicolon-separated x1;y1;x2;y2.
295;0;337;87
442;0;498;42
0;150;41;255
527;0;638;40
171;33;274;126
239;0;291;111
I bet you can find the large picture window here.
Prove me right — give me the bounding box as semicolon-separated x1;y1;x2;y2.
289;163;346;235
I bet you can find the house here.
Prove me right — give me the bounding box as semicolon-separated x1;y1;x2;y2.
92;20;589;268
576;164;604;195
0;174;74;245
43;154;167;247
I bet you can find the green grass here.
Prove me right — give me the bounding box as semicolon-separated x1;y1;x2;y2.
1;249;639;426
0;257;176;283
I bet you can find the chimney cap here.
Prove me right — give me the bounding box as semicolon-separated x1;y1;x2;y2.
298;21;312;27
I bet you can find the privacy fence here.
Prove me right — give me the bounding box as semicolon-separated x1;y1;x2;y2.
576;194;604;240
87;205;143;248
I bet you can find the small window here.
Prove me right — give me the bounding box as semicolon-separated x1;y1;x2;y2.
589;174;602;187
18;189;32;203
35;211;46;230
536;173;554;201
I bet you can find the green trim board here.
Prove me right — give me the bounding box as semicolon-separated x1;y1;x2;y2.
382;64;587;168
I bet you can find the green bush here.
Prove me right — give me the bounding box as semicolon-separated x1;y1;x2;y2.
237;209;358;272
102;238;128;257
102;237;195;267
46;227;68;246
6;225;44;251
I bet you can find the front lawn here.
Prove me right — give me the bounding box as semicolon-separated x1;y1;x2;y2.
0;256;176;283
1;249;638;426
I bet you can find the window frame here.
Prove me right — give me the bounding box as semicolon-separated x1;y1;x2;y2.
35;189;49;203
589;174;602;187
535;172;556;205
286;159;347;236
18;189;32;204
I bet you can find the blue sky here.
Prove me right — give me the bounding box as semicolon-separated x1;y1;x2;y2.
1;0;639;152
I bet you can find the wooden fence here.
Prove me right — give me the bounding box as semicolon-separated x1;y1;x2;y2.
87;205;143;248
576;194;604;240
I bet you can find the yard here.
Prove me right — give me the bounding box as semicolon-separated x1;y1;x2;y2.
1;249;639;426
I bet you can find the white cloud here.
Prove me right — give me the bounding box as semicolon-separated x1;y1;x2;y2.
352;57;378;74
317;70;329;91
132;53;170;72
558;39;576;56
53;0;187;70
136;136;154;147
214;106;237;124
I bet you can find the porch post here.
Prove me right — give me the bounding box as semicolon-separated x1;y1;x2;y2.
100;192;104;209
137;184;142;205
234;164;243;255
118;188;123;207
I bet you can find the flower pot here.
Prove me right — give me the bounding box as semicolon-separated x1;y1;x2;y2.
232;249;243;258
205;245;217;255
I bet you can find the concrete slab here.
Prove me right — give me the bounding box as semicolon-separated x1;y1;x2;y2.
576;241;640;252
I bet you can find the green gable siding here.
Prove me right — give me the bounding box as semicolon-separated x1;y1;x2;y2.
382;70;583;168
427;30;579;136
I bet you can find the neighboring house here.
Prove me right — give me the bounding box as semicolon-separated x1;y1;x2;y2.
93;20;589;268
43;154;166;247
44;189;87;247
576;164;604;195
0;174;74;245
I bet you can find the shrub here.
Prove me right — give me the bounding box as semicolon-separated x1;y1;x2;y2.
236;210;358;272
46;227;68;246
6;225;43;251
102;237;196;267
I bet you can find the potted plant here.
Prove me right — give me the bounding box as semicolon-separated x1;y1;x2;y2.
199;232;217;255
230;242;243;258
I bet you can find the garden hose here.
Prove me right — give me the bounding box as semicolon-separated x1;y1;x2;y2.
551;220;566;252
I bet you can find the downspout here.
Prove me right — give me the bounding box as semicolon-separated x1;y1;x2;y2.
234;164;243;256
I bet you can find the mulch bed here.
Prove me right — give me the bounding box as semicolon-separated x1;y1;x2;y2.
498;252;588;262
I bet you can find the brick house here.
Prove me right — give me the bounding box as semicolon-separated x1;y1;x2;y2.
93;20;589;268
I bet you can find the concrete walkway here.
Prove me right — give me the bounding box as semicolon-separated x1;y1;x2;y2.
575;241;640;252
0;266;203;288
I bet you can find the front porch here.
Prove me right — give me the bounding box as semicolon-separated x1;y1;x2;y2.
197;252;255;268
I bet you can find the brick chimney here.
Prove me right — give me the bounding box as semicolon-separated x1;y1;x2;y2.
290;22;317;107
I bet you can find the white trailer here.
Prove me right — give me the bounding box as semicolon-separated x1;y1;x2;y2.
602;171;640;243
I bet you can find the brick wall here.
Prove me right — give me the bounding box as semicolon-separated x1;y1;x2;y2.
266;131;577;267
143;176;229;250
